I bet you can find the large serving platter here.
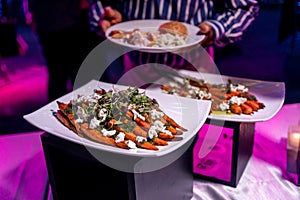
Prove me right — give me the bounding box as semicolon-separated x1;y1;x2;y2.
24;80;211;157
147;70;285;123
105;19;205;53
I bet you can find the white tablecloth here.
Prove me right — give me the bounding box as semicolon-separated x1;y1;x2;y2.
193;103;300;200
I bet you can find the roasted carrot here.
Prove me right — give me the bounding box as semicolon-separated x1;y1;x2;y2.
257;102;265;109
163;114;187;131
80;123;116;146
240;103;253;115
56;110;81;136
160;118;179;135
245;100;260;111
57;101;72;112
158;132;174;140
115;141;129;149
211;94;225;103
126;110;151;129
139;141;159;151
133;125;148;137
124;132;137;141
167;125;179;135
113;125;138;141
161;85;171;92
153;137;168;146
230;103;242;114
107;118;117;128
210;88;225;94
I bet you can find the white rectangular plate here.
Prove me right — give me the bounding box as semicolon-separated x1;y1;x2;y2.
24;80;211;157
147;70;285;122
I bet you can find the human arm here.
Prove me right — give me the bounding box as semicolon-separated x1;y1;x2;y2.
199;0;259;47
88;0;122;37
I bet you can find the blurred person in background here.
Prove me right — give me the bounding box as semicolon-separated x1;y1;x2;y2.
28;0;99;101
87;0;259;86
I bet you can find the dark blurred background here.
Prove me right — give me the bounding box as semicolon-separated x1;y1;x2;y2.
0;0;299;134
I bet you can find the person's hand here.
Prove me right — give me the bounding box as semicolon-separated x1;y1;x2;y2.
198;22;214;47
99;7;122;34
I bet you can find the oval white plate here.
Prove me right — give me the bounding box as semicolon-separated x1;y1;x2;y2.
105;19;205;53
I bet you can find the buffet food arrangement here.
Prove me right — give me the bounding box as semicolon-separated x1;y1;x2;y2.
55;86;187;151
161;77;266;115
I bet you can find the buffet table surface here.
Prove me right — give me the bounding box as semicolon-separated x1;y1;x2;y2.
1;103;300;200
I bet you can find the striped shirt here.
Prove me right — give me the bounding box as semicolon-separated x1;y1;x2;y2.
88;0;259;47
88;0;259;86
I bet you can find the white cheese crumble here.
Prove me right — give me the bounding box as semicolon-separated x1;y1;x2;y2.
136;136;147;143
197;90;212;99
125;140;137;149
229;96;247;105
150;109;164;120
89;117;100;129
230;83;248;92
75;106;88;122
101;129;116;137
127;103;136;110
148;126;158;139
148;120;172;139
75;118;83;124
131;109;145;121
219;102;230;111
74;95;88;103
153;120;165;129
115;132;125;143
98;108;108;122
